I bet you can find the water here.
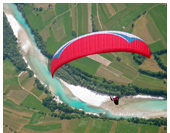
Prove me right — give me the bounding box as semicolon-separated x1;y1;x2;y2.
4;3;167;118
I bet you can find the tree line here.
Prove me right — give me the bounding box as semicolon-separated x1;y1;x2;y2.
132;54;146;65
54;63;166;97
42;96;85;115
152;49;167;55
138;68;167;79
154;54;167;72
127;117;167;127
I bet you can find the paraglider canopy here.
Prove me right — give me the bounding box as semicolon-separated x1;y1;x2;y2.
51;31;151;77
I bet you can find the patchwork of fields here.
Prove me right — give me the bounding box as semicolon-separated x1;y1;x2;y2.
3;58;167;133
21;3;167;91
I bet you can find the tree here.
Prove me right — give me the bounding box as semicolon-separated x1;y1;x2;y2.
71;31;77;38
116;57;121;62
132;23;134;28
27;68;34;77
39;7;43;12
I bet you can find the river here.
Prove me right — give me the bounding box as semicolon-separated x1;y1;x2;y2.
3;3;167;119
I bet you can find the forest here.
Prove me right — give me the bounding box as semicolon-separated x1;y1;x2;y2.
3;13;27;71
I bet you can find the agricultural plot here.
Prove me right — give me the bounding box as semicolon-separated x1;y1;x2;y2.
140;56;164;72
42;10;55;22
99;53;115;62
146;15;163;43
160;53;167;66
40;26;50;42
3;76;22;95
55;3;69;15
110;61;138;80
140;124;159;133
110;3;126;13
21;94;50;113
95;65;132;84
89;119;113;133
66;119;80;131
115;121;140;133
74;118;91;133
87;54;111;66
113;52;139;70
3;111;30;132
42;115;61;125
69;57;101;75
132;74;166;90
81;4;89;33
158;126;167;133
148;4;167;45
19;72;35;92
149;40;165;52
24;123;62;131
23;4;45;32
4;99;32;113
71;4;78;33
39;92;49;101
5;90;29;105
104;4;155;30
3;58;19;78
132;16;155;44
29;112;46;124
31;86;44;97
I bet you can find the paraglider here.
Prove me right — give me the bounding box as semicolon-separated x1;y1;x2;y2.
51;31;151;77
110;96;119;105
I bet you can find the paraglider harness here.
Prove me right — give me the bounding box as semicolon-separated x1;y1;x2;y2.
110;96;119;105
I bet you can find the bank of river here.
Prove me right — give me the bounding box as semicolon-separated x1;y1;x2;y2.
3;3;167;119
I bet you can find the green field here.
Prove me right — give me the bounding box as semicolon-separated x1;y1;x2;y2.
110;61;138;80
149;40;165;52
132;74;166;90
23;4;45;32
74;118;90;133
3;58;19;77
4;99;32;113
115;121;140;133
148;4;167;44
31;86;44;97
89;119;113;133
69;57;101;75
24;123;62;131
140;124;159;133
29;112;45;124
21;94;50;112
3;76;22;95
100;53;115;62
55;3;69;15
